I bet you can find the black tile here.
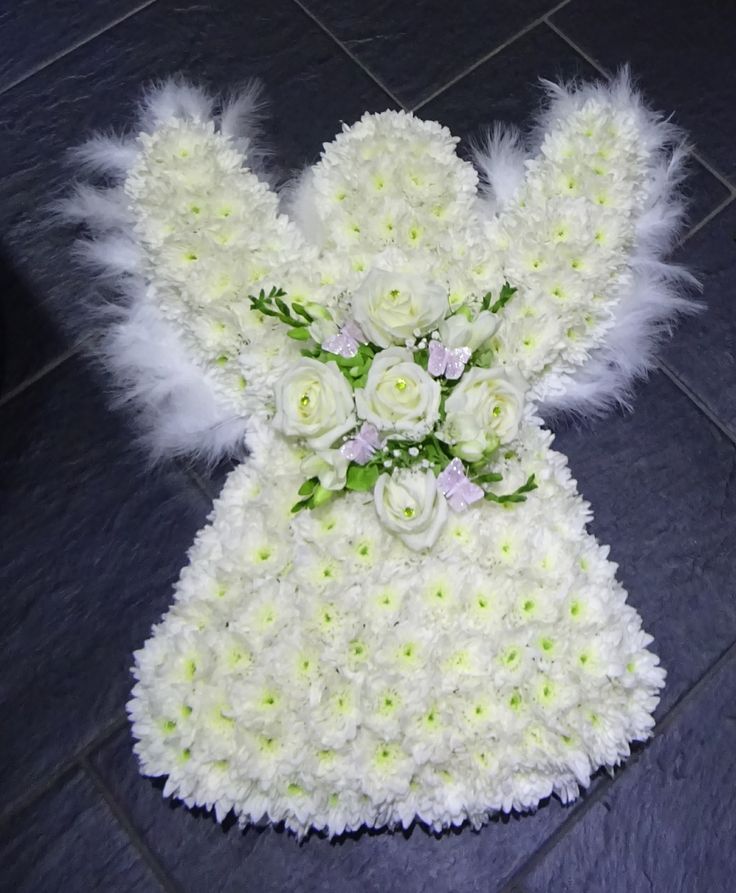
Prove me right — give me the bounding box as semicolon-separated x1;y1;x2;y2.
421;25;728;237
680;162;731;237
0;0;148;93
0;249;68;398
523;651;736;892
553;371;736;714
0;768;159;893
0;355;210;814
661;201;736;439
92;730;574;893
421;25;597;140
552;0;736;182
296;0;554;108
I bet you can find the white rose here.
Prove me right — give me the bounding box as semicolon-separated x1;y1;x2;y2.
374;468;448;551
301;449;349;491
273;358;356;450
440;367;526;461
439;310;499;352
355;348;440;440
352;269;448;347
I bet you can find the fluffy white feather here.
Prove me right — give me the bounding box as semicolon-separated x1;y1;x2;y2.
63;82;268;460
472;123;527;216
527;70;700;418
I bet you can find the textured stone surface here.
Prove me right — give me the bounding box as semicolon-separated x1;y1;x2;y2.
0;0;149;93
663;201;736;439
92;729;574;893
0;769;159;893
553;0;736;181
0;356;210;815
554;372;736;714
523;651;736;893
295;0;554;108
0;251;67;398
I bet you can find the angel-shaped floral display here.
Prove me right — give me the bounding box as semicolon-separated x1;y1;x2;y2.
67;74;693;836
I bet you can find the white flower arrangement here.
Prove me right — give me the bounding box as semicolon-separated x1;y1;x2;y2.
65;74;693;839
254;278;533;551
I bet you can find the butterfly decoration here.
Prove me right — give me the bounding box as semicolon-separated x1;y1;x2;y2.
339;422;382;464
428;340;473;380
322;320;367;358
437;458;485;512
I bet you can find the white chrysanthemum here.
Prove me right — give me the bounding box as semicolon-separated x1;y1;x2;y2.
129;417;665;838
119;87;672;839
125;118;332;422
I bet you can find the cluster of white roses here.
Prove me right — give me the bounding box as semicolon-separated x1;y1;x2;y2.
129;420;665;837
267;268;529;551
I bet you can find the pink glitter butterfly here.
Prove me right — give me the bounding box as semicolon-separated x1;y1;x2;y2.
428;340;472;380
340;423;381;465
437;459;484;512
322;320;367;358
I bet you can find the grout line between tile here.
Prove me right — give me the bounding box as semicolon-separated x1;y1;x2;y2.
410;0;573;113
504;636;736;891
289;0;407;110
0;344;80;409
657;361;736;447
543;18;736;195
678;193;736;246
178;461;218;504
0;714;128;830
0;0;159;99
81;754;181;893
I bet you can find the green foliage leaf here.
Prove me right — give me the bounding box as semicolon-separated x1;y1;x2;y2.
484;473;538;504
346;464;381;492
291;302;313;322
474;471;503;483
490;282;517;314
298;477;318;497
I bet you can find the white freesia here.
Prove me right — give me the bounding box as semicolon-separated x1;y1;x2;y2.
373;468;448;551
307;316;339;344
352;269;448;347
441;367;526;461
355;348;440;439
439;310;499;352
273;358;356;450
301;449;349;491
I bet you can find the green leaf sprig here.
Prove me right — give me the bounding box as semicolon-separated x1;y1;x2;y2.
248;287;315;341
301;342;376;389
481;282;517;314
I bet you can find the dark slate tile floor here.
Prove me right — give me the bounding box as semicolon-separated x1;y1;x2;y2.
1;1;734;891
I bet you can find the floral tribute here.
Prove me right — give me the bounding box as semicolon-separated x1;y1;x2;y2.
67;74;689;839
253;281;536;550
